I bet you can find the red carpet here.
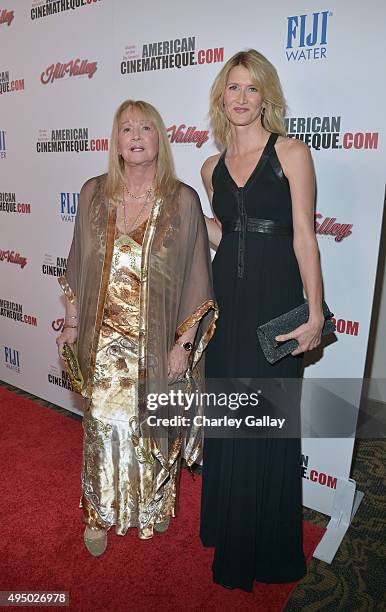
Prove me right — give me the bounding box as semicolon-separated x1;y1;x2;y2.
0;387;324;611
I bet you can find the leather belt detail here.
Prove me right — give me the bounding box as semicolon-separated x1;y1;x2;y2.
222;218;293;236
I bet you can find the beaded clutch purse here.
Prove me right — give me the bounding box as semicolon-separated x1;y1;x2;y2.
61;342;84;393
257;300;336;364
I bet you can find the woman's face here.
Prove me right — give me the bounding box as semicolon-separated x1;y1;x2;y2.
223;64;264;128
117;107;159;167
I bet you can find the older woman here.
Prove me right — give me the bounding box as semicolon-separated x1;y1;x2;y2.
56;100;218;556
200;50;324;590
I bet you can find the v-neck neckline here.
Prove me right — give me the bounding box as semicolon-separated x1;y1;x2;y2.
222;132;276;190
115;215;149;242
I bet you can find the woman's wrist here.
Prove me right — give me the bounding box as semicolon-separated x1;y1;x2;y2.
308;314;324;328
174;340;193;352
64;314;78;329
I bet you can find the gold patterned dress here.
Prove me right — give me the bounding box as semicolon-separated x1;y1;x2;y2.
80;219;176;539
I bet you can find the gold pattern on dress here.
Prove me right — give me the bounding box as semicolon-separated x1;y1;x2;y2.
119;377;136;388
79;197;217;537
134;443;156;466
80;492;111;530
176;298;219;338
95;379;112;390
115;357;127;370
84;204;117;398
129;416;155;465
176;299;219;370
85;414;113;439
81;216;174;536
137;199;163;377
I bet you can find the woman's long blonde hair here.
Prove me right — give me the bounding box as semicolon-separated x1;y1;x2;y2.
105;99;178;202
210;49;287;150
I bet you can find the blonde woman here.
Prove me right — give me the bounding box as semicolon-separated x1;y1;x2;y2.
56;100;218;556
200;50;324;590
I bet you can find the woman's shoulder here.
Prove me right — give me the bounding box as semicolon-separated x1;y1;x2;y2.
80;173;107;195
274;135;313;180
201;153;222;181
275;135;311;159
77;174;108;215
175;180;200;204
174;181;208;220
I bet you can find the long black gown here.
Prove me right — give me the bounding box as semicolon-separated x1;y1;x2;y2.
200;132;307;591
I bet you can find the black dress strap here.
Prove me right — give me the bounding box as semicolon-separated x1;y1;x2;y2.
211;152;226;190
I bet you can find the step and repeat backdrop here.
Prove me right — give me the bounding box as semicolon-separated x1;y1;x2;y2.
1;0;385;514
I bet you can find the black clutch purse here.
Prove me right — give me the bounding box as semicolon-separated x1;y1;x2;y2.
257;300;335;364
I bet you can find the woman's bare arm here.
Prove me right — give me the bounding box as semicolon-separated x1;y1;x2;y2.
275;138;324;354
201;155;222;250
56;295;78;356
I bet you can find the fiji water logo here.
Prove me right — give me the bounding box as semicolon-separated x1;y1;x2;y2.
286;11;332;61
0;130;6;159
4;346;21;373
60;192;78;222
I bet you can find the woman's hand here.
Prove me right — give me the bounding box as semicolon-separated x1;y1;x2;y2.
205;216;222;250
56;326;78;359
275;317;324;356
168;345;190;383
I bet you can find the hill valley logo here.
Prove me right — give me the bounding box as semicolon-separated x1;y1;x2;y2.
121;36;224;74
0;8;14;26
167;124;209;148
0;249;27;268
315;213;352;242
52;317;65;333
41;58;98;85
286;11;332;61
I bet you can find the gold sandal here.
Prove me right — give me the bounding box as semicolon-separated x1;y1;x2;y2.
83;527;107;557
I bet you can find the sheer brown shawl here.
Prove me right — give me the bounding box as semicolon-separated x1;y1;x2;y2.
59;174;218;465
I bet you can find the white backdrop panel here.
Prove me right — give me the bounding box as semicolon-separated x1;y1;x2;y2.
1;0;385;513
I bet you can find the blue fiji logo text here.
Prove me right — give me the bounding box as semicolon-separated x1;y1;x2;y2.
60;192;78;222
286;11;332;61
4;346;20;373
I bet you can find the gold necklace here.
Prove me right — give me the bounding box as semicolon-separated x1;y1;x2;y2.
123;183;154;201
121;191;150;235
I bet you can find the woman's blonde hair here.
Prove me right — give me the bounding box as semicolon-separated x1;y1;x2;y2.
210;49;287;150
105;99;178;202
